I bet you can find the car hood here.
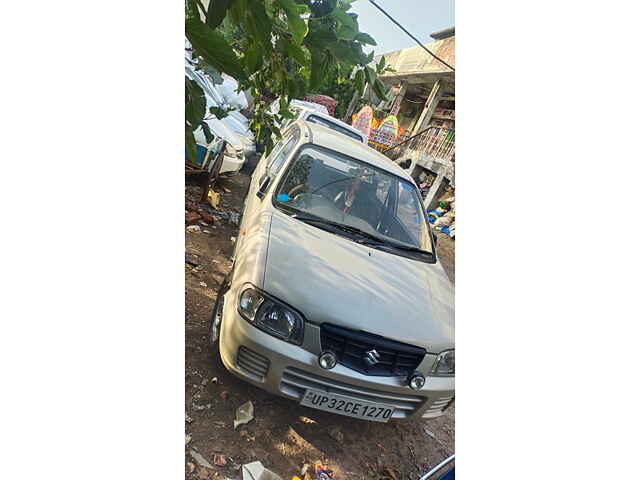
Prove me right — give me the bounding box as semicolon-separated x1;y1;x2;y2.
263;212;454;352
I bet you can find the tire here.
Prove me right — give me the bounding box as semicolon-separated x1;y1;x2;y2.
208;277;230;356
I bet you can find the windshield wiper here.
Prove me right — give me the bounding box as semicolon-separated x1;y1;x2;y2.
291;215;384;242
291;214;433;257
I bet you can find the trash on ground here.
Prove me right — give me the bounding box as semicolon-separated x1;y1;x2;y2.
314;464;334;480
424;428;438;440
185;413;193;423
185;253;200;266
186;462;196;474
211;377;218;384
229;212;240;225
242;461;283;480
214;453;227;467
208;189;220;209
200;212;215;224
239;430;256;441
186;225;201;233
327;426;343;442
185;434;192;445
234;400;254;429
186;211;202;225
191;449;214;469
230;236;237;244
377;467;397;480
201;378;208;386
299;416;317;424
199;281;208;288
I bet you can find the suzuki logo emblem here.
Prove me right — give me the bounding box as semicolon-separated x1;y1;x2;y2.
364;349;381;367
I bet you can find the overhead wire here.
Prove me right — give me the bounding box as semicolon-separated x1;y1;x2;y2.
367;0;455;72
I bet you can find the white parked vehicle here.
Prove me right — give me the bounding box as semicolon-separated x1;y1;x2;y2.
185;66;252;174
209;119;454;422
271;100;367;144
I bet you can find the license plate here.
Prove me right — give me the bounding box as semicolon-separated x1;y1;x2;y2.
300;389;395;422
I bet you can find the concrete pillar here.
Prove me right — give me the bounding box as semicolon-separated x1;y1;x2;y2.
422;171;449;210
412;80;443;135
390;81;406;116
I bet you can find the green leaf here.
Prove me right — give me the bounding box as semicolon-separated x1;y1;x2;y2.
279;96;294;119
210;106;230;118
185;0;199;20
206;0;232;29
229;0;247;26
200;121;215;144
246;0;273;53
333;10;357;30
373;77;388;101
336;22;357;41
354;68;365;96
200;64;224;84
186;18;246;81
310;49;326;90
185;78;206;129
244;42;260;73
377;55;386;73
276;0;309;44
355;32;377;46
185;126;198;163
364;65;376;87
286;41;309;67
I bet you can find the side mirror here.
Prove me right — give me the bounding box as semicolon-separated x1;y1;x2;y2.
257;176;271;199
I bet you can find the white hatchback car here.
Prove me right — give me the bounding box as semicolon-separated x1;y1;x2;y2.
209;120;454;421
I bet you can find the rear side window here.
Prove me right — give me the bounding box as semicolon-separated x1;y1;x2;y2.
306;115;364;142
268;129;299;175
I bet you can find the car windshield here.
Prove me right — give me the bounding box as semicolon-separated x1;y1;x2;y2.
306;115;364;143
274;145;433;255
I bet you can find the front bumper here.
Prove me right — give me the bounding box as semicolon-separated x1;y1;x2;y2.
219;153;245;175
218;291;454;420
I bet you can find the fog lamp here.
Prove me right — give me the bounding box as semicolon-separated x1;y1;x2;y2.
318;351;337;370
408;372;426;390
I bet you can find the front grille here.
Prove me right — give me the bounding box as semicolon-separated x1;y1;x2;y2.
236;346;270;381
280;367;424;419
320;324;426;377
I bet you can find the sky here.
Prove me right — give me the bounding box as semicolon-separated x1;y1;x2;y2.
350;0;455;55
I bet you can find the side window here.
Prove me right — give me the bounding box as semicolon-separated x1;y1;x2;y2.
268;131;299;175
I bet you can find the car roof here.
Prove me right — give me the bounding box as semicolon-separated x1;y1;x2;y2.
296;108;366;141
295;120;413;181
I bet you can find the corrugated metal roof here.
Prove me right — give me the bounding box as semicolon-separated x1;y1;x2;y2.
377;35;455;77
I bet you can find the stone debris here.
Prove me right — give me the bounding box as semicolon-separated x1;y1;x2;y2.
190;449;214;469
234;401;254;429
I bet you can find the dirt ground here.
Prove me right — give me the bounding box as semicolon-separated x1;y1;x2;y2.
185;169;455;480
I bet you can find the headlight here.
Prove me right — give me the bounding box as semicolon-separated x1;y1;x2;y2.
431;349;454;376
238;286;304;345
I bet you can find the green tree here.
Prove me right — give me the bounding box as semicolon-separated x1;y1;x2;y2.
185;0;389;159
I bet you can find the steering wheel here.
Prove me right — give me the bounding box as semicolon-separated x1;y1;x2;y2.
287;184;306;199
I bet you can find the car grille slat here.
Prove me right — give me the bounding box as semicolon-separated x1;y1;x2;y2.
320;324;426;377
280;367;425;418
236;346;270;381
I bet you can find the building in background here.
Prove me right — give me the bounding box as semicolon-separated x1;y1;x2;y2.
348;28;455;209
